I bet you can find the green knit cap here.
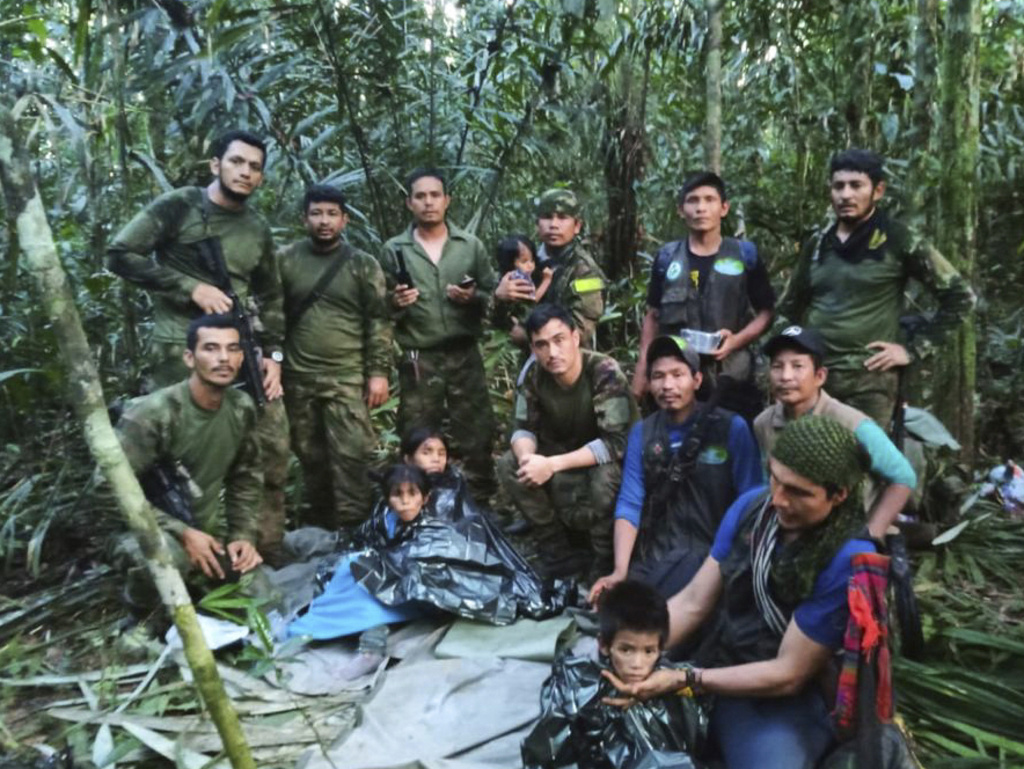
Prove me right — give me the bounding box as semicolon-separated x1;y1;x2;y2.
771;414;865;493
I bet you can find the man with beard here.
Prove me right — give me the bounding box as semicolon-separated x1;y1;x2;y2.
589;335;762;603
278;185;391;528
497;305;637;582
778;149;974;427
108;129;290;565
113;314;264;605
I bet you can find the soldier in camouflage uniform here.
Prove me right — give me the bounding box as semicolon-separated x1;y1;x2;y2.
497;304;639;581
778;149;975;427
113;315;264;605
497;189;606;349
278;185;392;529
107;130;290;565
379;168;500;501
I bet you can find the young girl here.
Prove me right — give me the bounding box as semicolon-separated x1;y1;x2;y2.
496;235;553;348
286;465;430;641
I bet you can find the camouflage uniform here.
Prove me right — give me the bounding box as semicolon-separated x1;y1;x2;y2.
498;350;639;578
107;187;290;563
379;222;498;500
534;189;607;349
278;239;391;529
778;211;975;427
112;380;263;604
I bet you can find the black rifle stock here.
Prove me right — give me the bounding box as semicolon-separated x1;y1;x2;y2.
138;462;198;527
194;237;268;408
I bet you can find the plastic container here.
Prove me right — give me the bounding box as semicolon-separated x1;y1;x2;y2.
680;329;723;354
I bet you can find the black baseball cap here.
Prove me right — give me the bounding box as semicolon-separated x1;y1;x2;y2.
763;326;827;360
646;335;701;376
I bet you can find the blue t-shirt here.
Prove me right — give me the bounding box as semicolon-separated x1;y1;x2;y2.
710;487;876;650
615;413;764;527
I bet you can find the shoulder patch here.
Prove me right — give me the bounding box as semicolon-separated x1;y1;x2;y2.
572;276;605;294
713;258;745;276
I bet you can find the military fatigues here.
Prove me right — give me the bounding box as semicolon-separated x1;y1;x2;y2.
779;211;974;426
379;223;498;499
498;350;638;578
278;239;391;529
107;187;290;562
537;240;606;349
113;380;262;603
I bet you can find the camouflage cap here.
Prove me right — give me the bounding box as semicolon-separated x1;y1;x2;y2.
534;188;581;218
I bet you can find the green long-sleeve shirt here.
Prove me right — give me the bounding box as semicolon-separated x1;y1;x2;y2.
107;187;284;351
117;380;263;544
778;212;975;372
278;239;392;382
379;223;497;350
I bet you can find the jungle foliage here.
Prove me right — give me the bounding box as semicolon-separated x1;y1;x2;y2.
1;0;1024;766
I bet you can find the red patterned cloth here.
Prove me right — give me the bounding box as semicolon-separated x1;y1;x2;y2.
833;551;894;739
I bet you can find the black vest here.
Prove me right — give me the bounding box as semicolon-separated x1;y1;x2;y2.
657;237;754;380
699;491;796;667
632;407;737;593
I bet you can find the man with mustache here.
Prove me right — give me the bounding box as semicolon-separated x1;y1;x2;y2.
107;129;290;565
778;149;974;428
497;304;638;582
113;314;264;605
277;185;392;529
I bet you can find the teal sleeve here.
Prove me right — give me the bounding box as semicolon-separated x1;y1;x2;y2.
853;420;917;488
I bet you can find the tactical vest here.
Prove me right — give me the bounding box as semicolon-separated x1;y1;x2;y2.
635;407;737;576
697;490;795;668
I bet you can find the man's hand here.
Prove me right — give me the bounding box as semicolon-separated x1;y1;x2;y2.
366;376;389;408
630;367;648;401
601;668;685;707
588;570;627;606
516;453;556;487
494;271;535;303
191;283;234;314
445;283;476;304
864;341;910;371
262;357;283;400
181;528;227;579
227;540;263;574
392;284;420;309
712;328;737;361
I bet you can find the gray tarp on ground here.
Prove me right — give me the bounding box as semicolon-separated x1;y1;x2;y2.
297;656;552;769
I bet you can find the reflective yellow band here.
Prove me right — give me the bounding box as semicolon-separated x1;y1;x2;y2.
572;276;604;294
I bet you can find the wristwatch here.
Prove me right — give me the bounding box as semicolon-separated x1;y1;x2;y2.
270;351;284;363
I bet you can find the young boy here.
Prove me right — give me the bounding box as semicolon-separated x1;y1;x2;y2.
521;580;705;769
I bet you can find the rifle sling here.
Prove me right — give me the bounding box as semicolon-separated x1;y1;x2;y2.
288;245;352;327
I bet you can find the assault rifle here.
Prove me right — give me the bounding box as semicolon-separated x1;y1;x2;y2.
194;237;268;408
138;461;199;527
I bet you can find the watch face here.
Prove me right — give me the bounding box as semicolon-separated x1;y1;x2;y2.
271;351;284;363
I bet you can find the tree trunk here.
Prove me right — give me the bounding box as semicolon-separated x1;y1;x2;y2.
933;0;980;457
704;0;723;173
908;0;939;215
0;103;256;769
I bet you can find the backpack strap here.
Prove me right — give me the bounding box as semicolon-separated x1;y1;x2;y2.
288;245;352;327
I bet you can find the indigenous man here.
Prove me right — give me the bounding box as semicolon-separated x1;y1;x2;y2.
497;305;638;581
606;415;877;769
278;185;391;529
378;168;498;500
632;172;774;422
114;315;263;605
778;149;974;427
107;129;289;565
590;335;762;602
496;189;607;349
754;326;916;538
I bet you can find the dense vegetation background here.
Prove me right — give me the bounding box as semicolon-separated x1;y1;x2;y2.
1;0;1023;766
